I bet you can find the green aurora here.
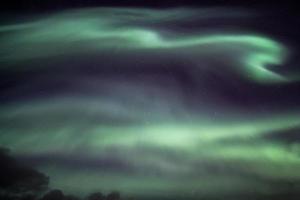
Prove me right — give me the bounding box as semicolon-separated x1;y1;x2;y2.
0;7;300;199
0;8;291;83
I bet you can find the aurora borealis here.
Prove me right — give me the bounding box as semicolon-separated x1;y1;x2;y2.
1;5;300;199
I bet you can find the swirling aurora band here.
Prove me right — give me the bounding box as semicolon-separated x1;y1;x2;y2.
0;7;300;199
0;8;291;83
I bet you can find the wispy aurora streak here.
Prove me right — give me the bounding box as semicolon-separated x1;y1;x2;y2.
0;8;290;83
0;7;300;199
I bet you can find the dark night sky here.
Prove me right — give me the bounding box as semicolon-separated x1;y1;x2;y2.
1;0;300;199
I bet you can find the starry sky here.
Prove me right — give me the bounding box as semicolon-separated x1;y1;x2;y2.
0;1;300;199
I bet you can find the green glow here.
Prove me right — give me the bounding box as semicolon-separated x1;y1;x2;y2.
0;7;299;198
1;97;300;196
0;8;291;83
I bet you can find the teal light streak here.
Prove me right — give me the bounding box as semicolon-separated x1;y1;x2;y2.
0;8;292;83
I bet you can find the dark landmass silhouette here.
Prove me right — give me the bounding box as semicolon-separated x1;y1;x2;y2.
0;147;122;200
